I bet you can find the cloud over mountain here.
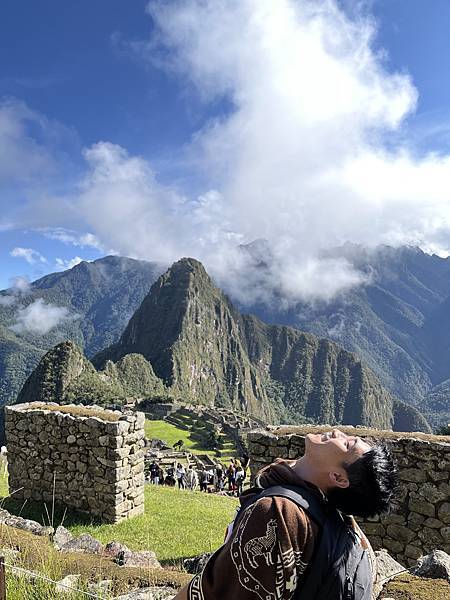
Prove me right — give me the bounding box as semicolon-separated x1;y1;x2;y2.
10;298;74;335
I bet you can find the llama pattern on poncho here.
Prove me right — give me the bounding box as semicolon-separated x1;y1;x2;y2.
244;518;277;568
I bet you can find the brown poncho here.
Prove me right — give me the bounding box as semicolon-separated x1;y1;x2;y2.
187;459;320;600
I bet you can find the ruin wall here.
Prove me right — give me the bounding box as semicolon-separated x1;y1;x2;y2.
248;426;450;566
5;402;145;523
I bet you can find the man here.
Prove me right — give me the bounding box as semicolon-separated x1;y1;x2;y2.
174;429;397;599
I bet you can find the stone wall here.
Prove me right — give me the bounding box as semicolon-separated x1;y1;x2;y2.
248;426;450;566
5;402;145;523
136;401;183;420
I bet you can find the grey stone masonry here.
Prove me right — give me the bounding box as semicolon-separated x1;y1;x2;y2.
5;402;145;523
248;425;450;567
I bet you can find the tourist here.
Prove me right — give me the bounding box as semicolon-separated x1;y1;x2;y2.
165;466;176;487
235;464;245;496
158;466;165;485
176;462;186;489
185;465;199;491
199;468;208;492
215;463;224;492
173;429;398;599
226;461;236;492
150;461;159;484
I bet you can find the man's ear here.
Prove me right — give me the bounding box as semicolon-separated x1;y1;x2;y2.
329;469;350;489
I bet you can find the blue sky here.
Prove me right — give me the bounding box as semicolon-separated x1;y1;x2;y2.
2;0;450;298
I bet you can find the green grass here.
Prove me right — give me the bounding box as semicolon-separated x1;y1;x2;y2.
145;419;200;451
0;468;238;565
70;486;238;564
145;418;238;463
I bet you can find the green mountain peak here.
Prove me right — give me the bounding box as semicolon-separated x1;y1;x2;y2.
91;259;428;430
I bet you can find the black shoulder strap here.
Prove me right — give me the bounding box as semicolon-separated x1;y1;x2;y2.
249;484;328;527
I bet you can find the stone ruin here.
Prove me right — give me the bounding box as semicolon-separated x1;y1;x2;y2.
248;426;450;566
5;402;145;523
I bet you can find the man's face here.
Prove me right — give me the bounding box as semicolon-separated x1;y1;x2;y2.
305;429;372;471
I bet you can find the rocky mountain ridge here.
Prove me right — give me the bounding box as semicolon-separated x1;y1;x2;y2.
18;258;429;431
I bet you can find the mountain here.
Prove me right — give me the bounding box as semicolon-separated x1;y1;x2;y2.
2;245;450;428
17;340;165;406
0;256;163;407
236;244;450;427
92;258;427;431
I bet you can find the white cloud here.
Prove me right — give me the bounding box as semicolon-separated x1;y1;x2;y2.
10;275;31;294
43;228;106;252
0;275;31;305
10;299;73;335
10;247;47;265
0;98;55;181
55;256;84;270
9;1;450;305
0;295;15;307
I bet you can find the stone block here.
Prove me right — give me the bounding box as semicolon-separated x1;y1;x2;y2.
386;524;415;544
399;468;427;483
424;517;444;529
405;544;422;560
362;523;386;537
408;496;435;518
438;503;450;524
126;504;145;519
382;537;404;554
417;527;444;549
442;527;450;544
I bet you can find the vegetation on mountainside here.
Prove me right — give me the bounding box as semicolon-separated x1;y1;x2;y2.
14;258;429;431
93;257;424;430
0;256;163;407
16;341;167;408
435;423;450;435
250;245;450;427
424;379;450;430
392;398;432;433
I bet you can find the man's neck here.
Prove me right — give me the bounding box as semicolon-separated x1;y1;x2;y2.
292;456;328;494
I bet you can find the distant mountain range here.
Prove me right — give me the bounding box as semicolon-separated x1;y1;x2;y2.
1;244;450;429
241;244;450;427
0;256;163;409
16;258;427;432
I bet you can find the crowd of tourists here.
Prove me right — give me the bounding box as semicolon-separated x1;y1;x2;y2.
145;456;250;496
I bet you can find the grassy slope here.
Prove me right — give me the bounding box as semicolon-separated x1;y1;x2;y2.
145;417;237;463
0;524;190;599
145;420;200;451
0;468;238;564
70;486;238;564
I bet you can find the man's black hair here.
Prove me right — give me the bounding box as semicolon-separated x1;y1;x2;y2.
327;443;398;519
